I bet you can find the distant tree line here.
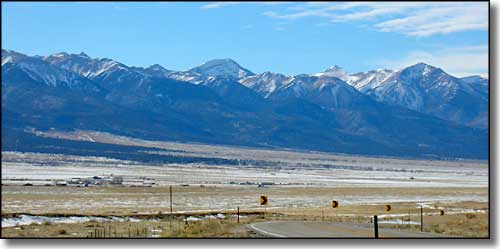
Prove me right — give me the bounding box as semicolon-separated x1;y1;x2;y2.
1;128;290;167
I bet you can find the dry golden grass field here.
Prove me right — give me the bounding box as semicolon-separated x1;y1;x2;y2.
1;185;489;238
1;136;489;238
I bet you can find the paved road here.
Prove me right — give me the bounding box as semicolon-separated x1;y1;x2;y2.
249;221;445;238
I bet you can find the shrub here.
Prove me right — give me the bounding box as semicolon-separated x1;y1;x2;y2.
466;213;477;219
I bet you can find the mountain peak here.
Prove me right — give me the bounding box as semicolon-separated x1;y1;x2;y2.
43;51;130;79
198;58;241;69
407;62;437;71
413;62;428;66
147;64;168;71
327;65;343;70
314;65;350;81
78;52;90;58
2;49;25;58
210;58;237;63
189;58;254;79
2;49;31;66
50;51;89;58
51;52;70;58
318;65;346;74
402;63;442;77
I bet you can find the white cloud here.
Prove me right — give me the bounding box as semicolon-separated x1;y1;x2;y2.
375;45;488;77
329;7;405;22
201;2;242;9
374;4;488;36
201;2;291;9
201;2;487;37
261;2;488;37
261;2;293;6
263;10;334;19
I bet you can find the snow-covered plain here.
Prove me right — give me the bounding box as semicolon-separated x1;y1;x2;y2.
1;131;488;216
2;143;488;188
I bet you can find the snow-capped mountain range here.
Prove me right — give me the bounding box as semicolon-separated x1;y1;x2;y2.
2;50;101;92
241;62;488;128
2;49;488;159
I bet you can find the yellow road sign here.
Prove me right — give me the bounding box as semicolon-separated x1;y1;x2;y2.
385;204;392;212
260;195;268;205
439;210;445;216
332;200;339;208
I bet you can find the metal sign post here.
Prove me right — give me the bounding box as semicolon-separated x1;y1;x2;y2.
331;200;339;222
260;195;268;219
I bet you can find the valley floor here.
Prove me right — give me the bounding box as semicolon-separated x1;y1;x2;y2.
1;131;489;238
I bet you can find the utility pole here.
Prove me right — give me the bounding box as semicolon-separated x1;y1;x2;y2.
237;206;240;224
170;185;173;232
170;185;173;214
374;215;379;238
420;206;423;232
409;209;411;224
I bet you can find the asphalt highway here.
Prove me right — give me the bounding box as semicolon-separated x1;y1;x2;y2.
249;221;446;238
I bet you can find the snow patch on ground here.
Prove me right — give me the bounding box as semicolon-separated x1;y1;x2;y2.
1;215;141;228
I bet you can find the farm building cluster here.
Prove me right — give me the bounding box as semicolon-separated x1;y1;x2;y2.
55;175;156;187
2;175;156;187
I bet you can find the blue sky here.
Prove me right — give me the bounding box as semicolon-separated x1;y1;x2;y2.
2;2;488;77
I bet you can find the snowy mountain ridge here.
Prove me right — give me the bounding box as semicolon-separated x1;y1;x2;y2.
3;49;488;128
2;49;489;159
2;49;100;91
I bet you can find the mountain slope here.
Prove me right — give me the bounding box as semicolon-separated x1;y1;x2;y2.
363;63;488;128
240;72;293;97
2;50;489;159
2;56;222;142
349;69;396;91
269;75;373;110
199;76;268;110
3;50;101;93
461;75;489;97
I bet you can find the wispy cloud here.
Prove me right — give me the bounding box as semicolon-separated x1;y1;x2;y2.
375;45;488;77
201;2;292;10
201;2;242;9
261;2;488;37
374;4;488;36
242;24;253;30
